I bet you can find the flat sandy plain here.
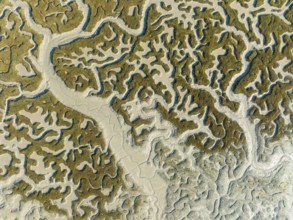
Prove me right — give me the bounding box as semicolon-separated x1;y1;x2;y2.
0;0;292;219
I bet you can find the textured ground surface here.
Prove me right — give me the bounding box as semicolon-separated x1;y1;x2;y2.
0;0;292;219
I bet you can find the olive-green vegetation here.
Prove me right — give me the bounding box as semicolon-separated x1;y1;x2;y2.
53;4;247;152
4;92;126;219
0;9;42;92
234;14;293;144
0;0;292;218
22;0;83;34
84;0;146;31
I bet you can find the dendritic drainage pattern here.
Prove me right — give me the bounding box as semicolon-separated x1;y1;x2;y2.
0;0;292;219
